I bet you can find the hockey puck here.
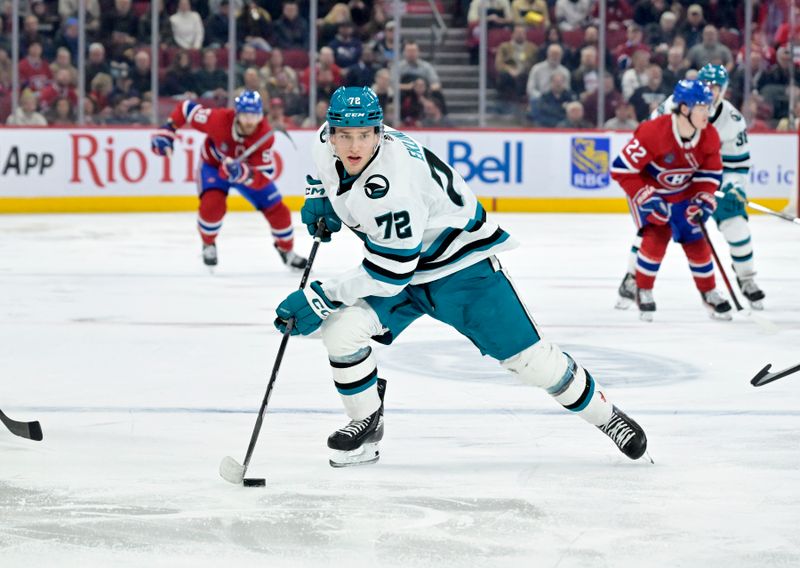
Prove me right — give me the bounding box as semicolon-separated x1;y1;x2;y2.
243;478;266;487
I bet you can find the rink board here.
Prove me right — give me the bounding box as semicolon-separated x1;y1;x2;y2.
0;126;795;213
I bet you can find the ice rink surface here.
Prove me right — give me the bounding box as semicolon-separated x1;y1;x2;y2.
1;211;798;568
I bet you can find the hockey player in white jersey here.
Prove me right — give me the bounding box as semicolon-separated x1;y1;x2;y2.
616;64;765;310
273;86;648;467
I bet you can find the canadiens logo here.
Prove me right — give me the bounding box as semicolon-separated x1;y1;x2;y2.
364;174;390;199
656;167;694;190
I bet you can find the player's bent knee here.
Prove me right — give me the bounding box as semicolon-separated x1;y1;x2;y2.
321;305;381;357
718;216;750;241
501;340;568;390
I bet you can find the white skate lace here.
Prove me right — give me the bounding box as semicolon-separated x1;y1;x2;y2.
601;412;636;449
339;417;372;438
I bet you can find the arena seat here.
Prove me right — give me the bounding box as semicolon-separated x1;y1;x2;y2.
282;49;309;70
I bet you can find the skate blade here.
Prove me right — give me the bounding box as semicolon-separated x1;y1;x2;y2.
615;297;634;310
639;311;654;322
641;450;655;465
708;310;733;321
748;300;764;311
329;442;380;468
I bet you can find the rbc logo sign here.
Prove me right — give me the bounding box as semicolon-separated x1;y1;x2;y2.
448;141;523;184
571;137;610;189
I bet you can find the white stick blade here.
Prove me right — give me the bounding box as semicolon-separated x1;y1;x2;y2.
219;456;245;484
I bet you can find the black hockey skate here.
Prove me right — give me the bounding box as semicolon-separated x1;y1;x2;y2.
275;245;308;270
615;273;636;310
701;289;733;320
636;288;656;322
736;273;765;310
597;405;648;460
328;378;386;468
202;243;218;267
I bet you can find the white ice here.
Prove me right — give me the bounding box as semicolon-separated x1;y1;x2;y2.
1;212;799;568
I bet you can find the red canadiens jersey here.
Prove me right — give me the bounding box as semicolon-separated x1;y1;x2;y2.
611;114;723;203
169;101;277;189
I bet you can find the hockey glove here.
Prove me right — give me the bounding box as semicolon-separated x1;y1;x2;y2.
716;182;748;220
686;192;716;225
150;123;176;157
219;159;252;185
274;281;342;336
301;175;341;242
634;185;671;225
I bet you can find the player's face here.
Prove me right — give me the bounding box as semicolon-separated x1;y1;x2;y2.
706;83;722;106
237;112;261;135
689;104;710;129
330;127;380;175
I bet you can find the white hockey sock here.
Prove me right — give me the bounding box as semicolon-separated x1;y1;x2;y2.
330;347;381;421
547;354;613;426
719;216;756;277
627;233;643;275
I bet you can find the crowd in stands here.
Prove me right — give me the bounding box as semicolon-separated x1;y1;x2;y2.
487;0;800;130
0;0;799;130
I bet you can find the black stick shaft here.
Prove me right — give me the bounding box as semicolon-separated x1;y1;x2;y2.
240;222;326;475
698;218;744;312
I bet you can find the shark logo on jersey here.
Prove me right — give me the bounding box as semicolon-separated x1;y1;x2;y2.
364;174;390;199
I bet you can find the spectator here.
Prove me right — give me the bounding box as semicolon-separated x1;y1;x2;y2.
629;64;668;120
348;0;375;34
421;97;454;127
235;44;260;85
603;100;638;129
575;25;614;70
344;48;380;88
555;0;592;31
318;3;352;46
633;0;666;28
593;0;633;31
194;48;228;99
527;43;571;100
19;42;53;92
495;25;538;101
398;41;442;91
50;47;77;85
302;98;330;127
467;0;513;27
316;67;339;100
730;49;765;109
39;68;78;112
371;21;397;66
162;50;198;98
621;46;650;100
111;66;142;107
614;23;646;70
582;73;624;125
85;42;111;86
129;50;152;97
261;49;299;94
240;67;266;98
47;96;76;126
558;101;592;128
238;0;273;52
205;0;230;47
529;70;575;127
267;97;297;129
88;72;114;111
170;0;204;49
100;0;138;59
329;22;363;69
300;46;343;94
20;15;53;60
536;25;568;64
401;77;430;125
138;0;173;46
268;66;303;116
758;46;794;120
6;89;47;125
571;46;598;97
53;17;79;62
647;10;677;55
661;45;689;92
678;4;705;50
510;0;549;27
687;25;733;72
371;67;394;109
274;0;308;49
30;0;60;41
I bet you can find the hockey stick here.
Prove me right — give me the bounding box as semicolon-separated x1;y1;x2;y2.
697;218;778;332
0;408;43;441
751;362;800;387
236;127;276;162
714;191;800;225
220;220;327;487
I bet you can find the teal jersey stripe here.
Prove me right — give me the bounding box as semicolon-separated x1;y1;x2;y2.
722;152;750;162
723;167;749;174
365;239;422;258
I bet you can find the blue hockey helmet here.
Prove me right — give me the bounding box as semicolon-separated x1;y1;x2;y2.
697;64;729;88
672;79;714;109
326;86;383;129
234;90;263;115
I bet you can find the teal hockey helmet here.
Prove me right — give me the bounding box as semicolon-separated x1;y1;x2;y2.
326;86;384;129
697;64;729;88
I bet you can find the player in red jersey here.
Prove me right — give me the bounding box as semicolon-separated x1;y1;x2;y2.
610;79;732;321
150;91;307;270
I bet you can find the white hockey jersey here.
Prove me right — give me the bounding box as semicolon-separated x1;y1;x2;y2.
310;125;517;306
651;96;751;190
